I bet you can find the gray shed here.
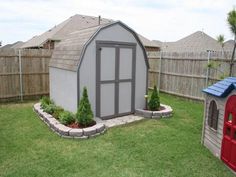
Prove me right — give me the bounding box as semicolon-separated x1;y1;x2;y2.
49;21;149;119
202;77;236;172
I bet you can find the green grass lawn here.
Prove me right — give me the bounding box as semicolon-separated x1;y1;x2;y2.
0;93;234;177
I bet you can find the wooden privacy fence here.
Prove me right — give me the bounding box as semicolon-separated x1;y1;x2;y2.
0;49;52;102
148;51;236;101
0;48;236;102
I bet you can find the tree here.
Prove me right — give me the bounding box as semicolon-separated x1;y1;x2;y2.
76;87;93;127
217;34;228;59
217;34;225;48
227;8;236;76
148;85;160;111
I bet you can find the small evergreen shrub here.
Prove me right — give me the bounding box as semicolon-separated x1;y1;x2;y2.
59;111;75;125
44;104;56;114
52;106;64;119
40;96;52;109
148;85;160;111
76;87;94;127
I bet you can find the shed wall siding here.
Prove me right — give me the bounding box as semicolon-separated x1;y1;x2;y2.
135;47;147;109
49;67;77;112
203;90;236;158
79;24;147;114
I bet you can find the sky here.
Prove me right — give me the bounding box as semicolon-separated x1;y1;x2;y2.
0;0;235;45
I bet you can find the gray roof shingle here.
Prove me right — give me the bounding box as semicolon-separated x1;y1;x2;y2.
21;14;113;48
138;34;159;48
224;40;235;52
21;14;156;49
50;21;149;72
154;31;222;52
50;25;100;71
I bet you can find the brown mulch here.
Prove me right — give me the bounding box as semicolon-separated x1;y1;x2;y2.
67;120;96;128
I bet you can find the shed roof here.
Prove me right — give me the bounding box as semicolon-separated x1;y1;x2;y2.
202;77;236;97
50;21;149;72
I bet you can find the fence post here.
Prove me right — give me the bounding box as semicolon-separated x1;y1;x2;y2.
205;50;211;87
18;49;23;101
158;51;162;91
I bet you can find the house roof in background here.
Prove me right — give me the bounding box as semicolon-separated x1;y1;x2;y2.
50;21;149;72
202;77;236;97
0;41;24;49
223;40;235;51
21;14;113;48
152;40;162;48
138;34;159;48
153;31;223;52
21;14;156;49
11;41;24;48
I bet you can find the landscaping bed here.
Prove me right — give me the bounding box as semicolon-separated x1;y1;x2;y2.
136;85;173;118
34;103;106;139
135;104;173;118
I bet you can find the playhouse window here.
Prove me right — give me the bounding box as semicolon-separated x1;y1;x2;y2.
208;100;219;130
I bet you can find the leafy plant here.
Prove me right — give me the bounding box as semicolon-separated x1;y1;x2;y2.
52;106;64;119
76;87;93;127
59;111;75;125
40;96;52;109
227;8;236;76
148;85;160;111
44;104;56;114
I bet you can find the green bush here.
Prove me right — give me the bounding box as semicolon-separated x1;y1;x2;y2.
59;111;75;125
44;104;56;114
40;96;52;110
76;87;93;127
52;106;64;119
148;85;160;111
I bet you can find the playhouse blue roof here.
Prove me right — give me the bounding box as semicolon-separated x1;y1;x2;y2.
202;77;236;98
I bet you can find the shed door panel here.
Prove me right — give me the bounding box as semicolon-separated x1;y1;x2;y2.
101;47;116;81
100;84;115;117
119;48;132;80
119;82;132;114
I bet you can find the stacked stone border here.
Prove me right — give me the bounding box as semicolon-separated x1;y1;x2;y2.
33;103;106;139
135;104;173;118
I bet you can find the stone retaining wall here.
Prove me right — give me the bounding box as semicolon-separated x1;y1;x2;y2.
33;103;106;139
135;104;173;118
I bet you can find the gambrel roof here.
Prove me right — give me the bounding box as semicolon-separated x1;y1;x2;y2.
49;21;149;72
203;77;236;97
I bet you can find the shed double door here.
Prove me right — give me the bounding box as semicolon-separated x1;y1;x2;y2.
96;42;136;119
221;95;236;172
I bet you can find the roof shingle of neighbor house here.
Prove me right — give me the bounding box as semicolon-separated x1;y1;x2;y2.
21;14;157;49
223;40;235;51
154;31;223;52
21;14;113;48
0;41;24;49
138;34;159;48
